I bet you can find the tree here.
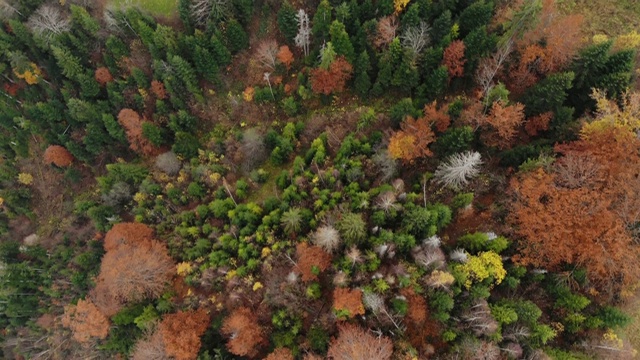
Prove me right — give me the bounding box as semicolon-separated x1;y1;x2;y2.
442;40;466;78
221;307;266;357
434;151;483;189
97;240;174;303
265;348;295;360
310;55;353;95
117;109;158;155
400;21;431;59
374;16;398;49
103;222;155;252
327;323;393;360
43;145;74;167
27;4;70;42
277;45;294;69
388;112;436;162
354;50;371;96
155;151;182;175
337;212;366;245
330;20;355;63
482;100;526;149
50;45;83;80
61;298;110;343
225;19;248;53
294;9;311;57
312;224;341;253
94;67;114;85
159;309;210;360
131;329;170;360
256;39;279;70
312;0;332;44
277;1;298;43
333;288;365;318
295;242;332;281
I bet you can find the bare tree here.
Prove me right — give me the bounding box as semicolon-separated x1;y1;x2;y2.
27;5;71;42
475;40;513;99
400;21;431;59
256;40;279;71
434;151;483;190
462;300;499;337
191;0;229;26
294;9;311;57
311;224;341;253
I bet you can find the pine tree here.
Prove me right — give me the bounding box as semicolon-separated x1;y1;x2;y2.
354;50;371;97
312;0;333;44
277;1;298;43
329;20;355;63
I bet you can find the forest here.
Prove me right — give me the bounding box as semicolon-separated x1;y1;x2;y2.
0;0;639;359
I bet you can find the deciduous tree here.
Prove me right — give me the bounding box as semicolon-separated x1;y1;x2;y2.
374;16;398;49
327;323;393;360
103;222;154;252
159;309;210;360
442;40;466;78
117;108;159;155
388;113;436;162
310;56;353;95
221;307;266;358
295;242;332;281
61;298;110;343
43;145;74;167
333;288;365;318
277;45;294;69
94;67;113;85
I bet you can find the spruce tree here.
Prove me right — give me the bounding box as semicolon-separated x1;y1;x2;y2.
178;0;194;34
312;0;333;44
354;51;372;97
277;1;298;43
225;20;249;54
329;20;355;63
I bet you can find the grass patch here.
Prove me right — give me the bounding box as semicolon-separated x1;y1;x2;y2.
110;0;178;17
560;0;640;37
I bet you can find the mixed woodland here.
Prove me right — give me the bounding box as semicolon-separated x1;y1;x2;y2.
1;0;640;358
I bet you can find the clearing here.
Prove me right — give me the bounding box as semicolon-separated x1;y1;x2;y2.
109;0;177;17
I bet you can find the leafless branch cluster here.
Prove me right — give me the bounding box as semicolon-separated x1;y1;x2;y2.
191;0;229;26
434;151;483;190
0;0;21;20
256;39;279;70
374;16;398;49
462;300;499;337
294;9;310;57
400;21;431;59
475;40;513;99
27;5;71;42
554;153;601;189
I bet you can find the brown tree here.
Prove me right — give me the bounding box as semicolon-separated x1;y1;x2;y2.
221;307;266;358
97;240;174;303
524;111;553;136
310;56;353;95
442;40;466;79
295;242;332;282
423;101;451;132
94;67;113;85
103;222;155;252
327;323;393;360
277;45;294;69
159;309;210;360
374;16;398;49
117;108;158;155
333;288;365;318
61;298;110;343
43;145;74;167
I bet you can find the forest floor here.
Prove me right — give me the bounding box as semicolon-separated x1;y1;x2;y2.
561;0;640;37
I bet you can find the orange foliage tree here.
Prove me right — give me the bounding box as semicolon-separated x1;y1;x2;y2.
265;348;295;360
103;222;155;252
131;330;169;360
43;145;74;167
61;298;110;343
524;111;554;136
505;0;583;94
95;67;114;86
482;100;526;149
221;307;266;358
327;323;393;360
388;113;436;162
333;288;365;318
423;101;451;132
150;80;167;99
295;242;332;282
442;40;466;79
277;45;294;69
117;108;158;155
159;309;210;360
402;288;440;357
310;56;353;95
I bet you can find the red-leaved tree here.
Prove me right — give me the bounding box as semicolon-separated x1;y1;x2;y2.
442;40;466;79
159;309;210;360
95;67;114;86
117;108;158;155
221;307;266;358
310;56;353;95
295;242;332;282
103;222;155;252
333;288;365;318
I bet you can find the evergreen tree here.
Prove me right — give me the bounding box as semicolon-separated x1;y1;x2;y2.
392;49;419;92
420;65;449;101
312;0;333;45
401;3;421;29
232;0;254;25
354;51;372;97
277;1;298;43
193;45;219;82
431;10;452;46
178;0;194;34
225;19;249;53
329;20;355;63
209;35;232;66
458;1;494;38
50;45;83;80
462;26;497;74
